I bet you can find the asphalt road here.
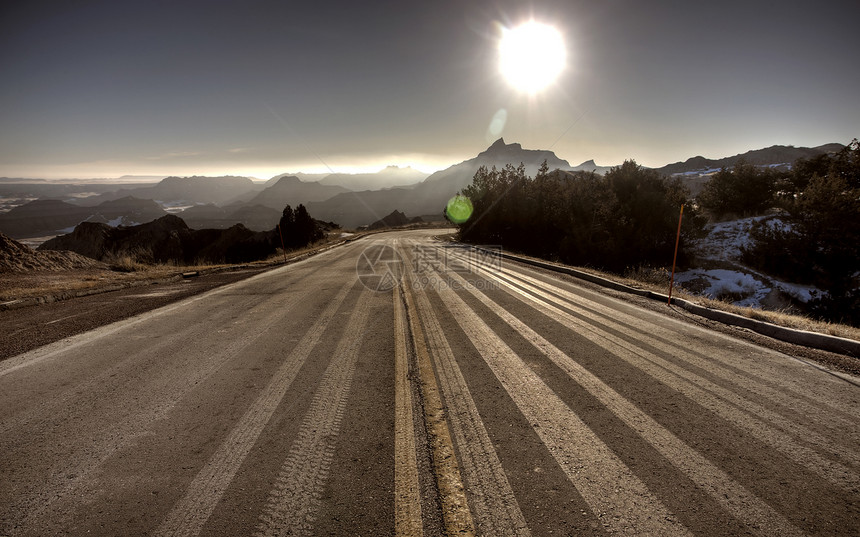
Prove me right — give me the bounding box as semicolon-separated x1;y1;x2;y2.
1;229;858;536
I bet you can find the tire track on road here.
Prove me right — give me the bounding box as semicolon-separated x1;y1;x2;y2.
442;267;806;537
1;279;330;534
154;281;355;537
479;255;858;435
400;248;530;537
427;272;692;536
0;287;310;439
454;249;860;493
253;286;373;537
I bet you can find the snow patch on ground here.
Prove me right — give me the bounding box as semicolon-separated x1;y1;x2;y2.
693;216;765;261
674;268;770;306
675;167;723;176
678;215;822;310
774;280;819;303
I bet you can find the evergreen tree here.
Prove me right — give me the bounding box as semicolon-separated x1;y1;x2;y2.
457;160;701;272
277;204;322;249
743;140;860;324
294;204;323;246
697;159;778;218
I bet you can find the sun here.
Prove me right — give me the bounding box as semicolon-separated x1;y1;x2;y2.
499;20;566;94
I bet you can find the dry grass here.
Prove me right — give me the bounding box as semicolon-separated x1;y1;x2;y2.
581;264;860;342
0;238;344;303
0;269;168;301
694;297;860;341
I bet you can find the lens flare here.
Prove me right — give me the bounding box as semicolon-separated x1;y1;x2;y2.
446;195;473;224
486;108;508;143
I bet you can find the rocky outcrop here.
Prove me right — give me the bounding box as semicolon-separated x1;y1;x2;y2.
368;210;410;230
39;215;280;265
1;231;104;272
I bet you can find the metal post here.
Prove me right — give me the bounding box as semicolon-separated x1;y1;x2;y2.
668;204;684;305
277;224;287;264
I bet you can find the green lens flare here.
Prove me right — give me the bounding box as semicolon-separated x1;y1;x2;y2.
446;195;473;224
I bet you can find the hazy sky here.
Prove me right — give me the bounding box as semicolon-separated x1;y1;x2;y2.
2;0;858;179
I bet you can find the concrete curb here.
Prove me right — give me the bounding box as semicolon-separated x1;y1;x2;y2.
475;246;860;358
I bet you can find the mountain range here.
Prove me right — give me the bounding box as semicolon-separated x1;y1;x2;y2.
273;165;429;191
0;197;168;239
654;143;845;176
305;138;578;228
0;139;845;239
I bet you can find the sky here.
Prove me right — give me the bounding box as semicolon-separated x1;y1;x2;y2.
1;0;858;180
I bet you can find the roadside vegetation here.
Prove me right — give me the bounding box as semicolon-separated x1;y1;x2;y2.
697;140;859;325
584;263;860;342
454;139;859;330
456;160;706;272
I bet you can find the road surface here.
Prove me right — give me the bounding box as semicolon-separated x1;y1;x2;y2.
1;229;858;536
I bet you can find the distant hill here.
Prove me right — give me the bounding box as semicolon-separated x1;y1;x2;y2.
266;172;327;186
115;175;169;182
74;175;259;207
265;166;429;191
0;181;160;214
366;210;423;230
243;176;349;210
3;140;848;236
179;203;281;231
0;196;166;238
423;138;572;186
656;143;844;176
0;200;89;238
570;159;615;175
320;166;429;191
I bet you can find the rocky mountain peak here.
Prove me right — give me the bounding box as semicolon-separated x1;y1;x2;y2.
482;138;523;156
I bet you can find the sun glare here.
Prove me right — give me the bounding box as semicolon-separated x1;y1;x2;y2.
499;20;566;94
